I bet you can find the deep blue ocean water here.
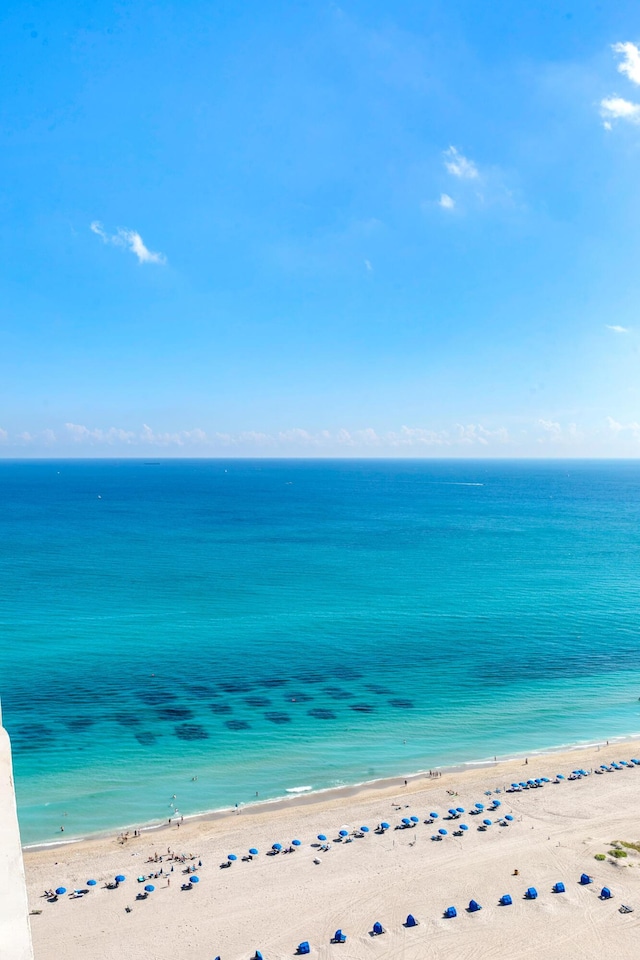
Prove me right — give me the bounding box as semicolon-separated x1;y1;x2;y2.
2;459;640;845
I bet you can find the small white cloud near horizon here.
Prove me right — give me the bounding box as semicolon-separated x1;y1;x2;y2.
606;324;630;333
612;41;640;85
90;221;167;264
600;96;640;125
364;259;373;272
438;193;455;210
443;146;478;179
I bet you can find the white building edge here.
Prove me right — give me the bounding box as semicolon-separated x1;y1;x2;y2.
0;702;34;959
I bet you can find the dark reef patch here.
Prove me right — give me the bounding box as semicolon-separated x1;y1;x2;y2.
245;696;271;707
265;712;291;724
210;703;232;715
308;708;337;720
135;730;157;746
388;698;414;709
175;723;209;741
157;706;193;721
225;719;250;731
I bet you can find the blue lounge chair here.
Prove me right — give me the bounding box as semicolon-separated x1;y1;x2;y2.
580;873;593;885
405;914;418;927
372;922;384;936
600;887;612;900
444;906;457;918
499;894;512;906
553;882;565;893
468;900;482;912
525;887;538;899
332;930;346;943
297;942;310;955
253;953;264;960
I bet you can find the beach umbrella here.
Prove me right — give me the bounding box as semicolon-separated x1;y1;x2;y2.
144;884;155;892
483;819;492;826
338;830;349;837
430;812;438;819
360;826;369;832
504;815;513;821
227;854;237;861
448;808;457;816
438;828;448;836
115;875;125;883
317;835;327;842
402;818;411;825
55;887;66;895
557;774;565;779
272;843;282;851
249;848;259;855
292;839;301;846
456;807;465;813
380;822;390;830
190;876;199;883
484;790;492;796
410;816;419;823
493;800;501;807
86;880;97;887
460;824;468;831
474;803;484;810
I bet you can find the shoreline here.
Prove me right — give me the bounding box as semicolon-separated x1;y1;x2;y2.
22;727;640;853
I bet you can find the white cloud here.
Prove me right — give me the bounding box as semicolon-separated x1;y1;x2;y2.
90;221;167;264
606;416;640;441
0;427;7;442
606;324;629;333
443;146;478;179
438;193;455;210
600;96;640;124
612;42;640;86
364;259;373;272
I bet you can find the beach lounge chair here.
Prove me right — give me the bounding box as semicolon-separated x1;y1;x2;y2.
553;882;565;893
405;914;418;927
297;941;310;954
525;887;538;900
499;894;512;906
468;900;482;912
444;906;457;918
580;874;593;885
372;922;384;936
600;887;612;900
619;904;633;913
332;929;347;943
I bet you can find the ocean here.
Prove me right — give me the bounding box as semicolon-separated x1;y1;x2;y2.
2;458;640;845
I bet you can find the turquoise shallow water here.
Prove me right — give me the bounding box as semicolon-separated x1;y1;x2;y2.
2;459;640;845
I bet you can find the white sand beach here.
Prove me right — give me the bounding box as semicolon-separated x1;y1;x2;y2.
24;742;640;960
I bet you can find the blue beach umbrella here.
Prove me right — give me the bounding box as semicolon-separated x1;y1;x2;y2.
504;815;514;822
190;876;199;883
360;826;369;832
401;817;411;825
483;819;492;826
474;803;484;810
86;880;97;887
339;830;348;837
227;854;237;861
410;816;419;823
272;843;282;851
460;824;468;831
249;848;259;856
456;807;465;814
144;884;155;892
448;808;458;816
557;774;565;779
430;812;438;819
292;839;301;846
115;875;125;883
55;887;66;895
317;835;327;842
380;822;390;830
438;828;448;836
493;800;501;807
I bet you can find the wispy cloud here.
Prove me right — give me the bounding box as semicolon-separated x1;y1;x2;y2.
606;324;629;333
600;96;640;125
612;42;640;86
364;259;373;272
438;193;455;210
443;146;478;180
607;416;640;441
90;222;167;264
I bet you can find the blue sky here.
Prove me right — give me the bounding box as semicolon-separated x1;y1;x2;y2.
3;0;640;457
